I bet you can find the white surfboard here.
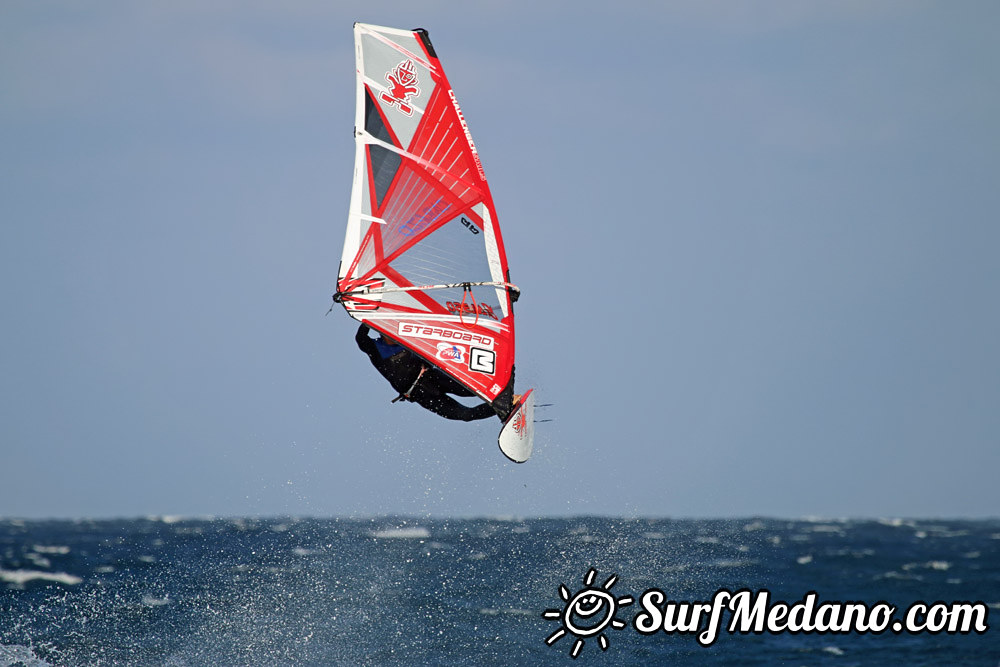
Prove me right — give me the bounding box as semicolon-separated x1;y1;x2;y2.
498;388;535;463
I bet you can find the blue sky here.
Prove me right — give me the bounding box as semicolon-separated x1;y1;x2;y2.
2;1;998;519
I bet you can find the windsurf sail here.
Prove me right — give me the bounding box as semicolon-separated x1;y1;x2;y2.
335;23;517;404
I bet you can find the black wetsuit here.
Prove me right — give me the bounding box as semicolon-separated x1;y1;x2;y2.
356;324;514;421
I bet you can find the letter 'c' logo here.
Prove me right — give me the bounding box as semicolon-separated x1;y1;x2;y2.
469;347;495;374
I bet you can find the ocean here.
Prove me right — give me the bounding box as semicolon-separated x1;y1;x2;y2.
1;517;997;665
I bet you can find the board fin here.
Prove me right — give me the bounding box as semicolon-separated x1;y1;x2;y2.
498;388;535;463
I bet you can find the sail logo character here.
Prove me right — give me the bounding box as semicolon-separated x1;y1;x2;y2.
512;409;527;437
381;59;421;116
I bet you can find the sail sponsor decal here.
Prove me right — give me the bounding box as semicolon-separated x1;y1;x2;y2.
436;342;466;363
469;347;496;374
397;323;495;350
448;89;486;181
401;200;449;237
446;301;498;321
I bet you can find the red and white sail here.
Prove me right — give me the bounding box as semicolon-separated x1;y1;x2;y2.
337;23;516;402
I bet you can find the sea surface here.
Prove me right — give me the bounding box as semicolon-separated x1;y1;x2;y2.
1;517;997;666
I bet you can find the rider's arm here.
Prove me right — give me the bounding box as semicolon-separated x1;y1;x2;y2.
415;393;496;422
355;323;379;362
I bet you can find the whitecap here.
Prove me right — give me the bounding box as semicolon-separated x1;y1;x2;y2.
802;516;849;524
32;545;70;555
919;526;969;538
873;571;923;581
822;646;845;656
0;568;83;586
902;560;951;571
25;553;51;568
0;643;54;666
292;547;322;556
712;559;756;568
829;547;875;559
796;554;813;565
371;527;430;539
141;594;171;607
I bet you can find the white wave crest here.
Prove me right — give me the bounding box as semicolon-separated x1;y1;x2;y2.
0;569;83;586
371;526;430;539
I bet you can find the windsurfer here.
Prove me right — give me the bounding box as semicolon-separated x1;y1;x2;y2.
355;323;518;421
